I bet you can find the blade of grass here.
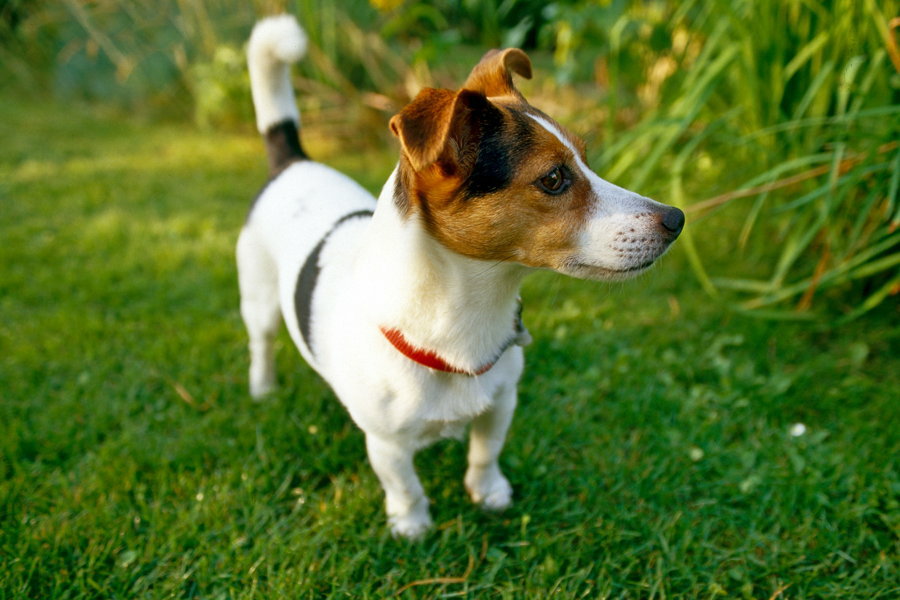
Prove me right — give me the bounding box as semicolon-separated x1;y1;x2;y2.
784;31;829;82
673;198;717;297
730;307;819;321
686;158;831;217
887;147;900;225
864;0;900;72
791;60;834;121
603;18;736;185
847;252;900;281
711;278;776;293
744;231;900;308
687;144;898;217
769;210;828;288
838;272;900;323
626;46;738;190
845;185;887;259
669;110;731;297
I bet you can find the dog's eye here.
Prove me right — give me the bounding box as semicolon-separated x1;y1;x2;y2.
537;166;570;195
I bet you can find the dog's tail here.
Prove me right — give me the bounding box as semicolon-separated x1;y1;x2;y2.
248;15;309;175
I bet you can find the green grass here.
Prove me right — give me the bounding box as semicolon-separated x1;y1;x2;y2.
1;91;898;599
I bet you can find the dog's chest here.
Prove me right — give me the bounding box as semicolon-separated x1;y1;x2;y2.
331;348;520;446
403;384;492;449
389;355;519;442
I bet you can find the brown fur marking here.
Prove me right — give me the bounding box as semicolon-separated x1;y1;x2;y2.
389;49;595;271
463;48;533;99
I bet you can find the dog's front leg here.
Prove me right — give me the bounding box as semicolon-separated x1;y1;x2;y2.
365;433;432;539
465;386;516;511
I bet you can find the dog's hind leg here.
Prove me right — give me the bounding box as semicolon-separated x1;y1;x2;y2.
237;229;281;398
465;385;516;510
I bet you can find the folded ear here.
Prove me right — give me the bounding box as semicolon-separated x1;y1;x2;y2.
463;48;532;99
389;87;494;174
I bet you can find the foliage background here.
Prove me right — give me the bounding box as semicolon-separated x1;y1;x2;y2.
1;0;898;598
3;0;898;316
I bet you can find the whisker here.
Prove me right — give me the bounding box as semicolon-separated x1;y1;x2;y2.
474;252;519;278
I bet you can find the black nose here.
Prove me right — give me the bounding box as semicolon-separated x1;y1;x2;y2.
660;206;685;237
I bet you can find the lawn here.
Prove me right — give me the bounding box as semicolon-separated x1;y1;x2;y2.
1;89;897;598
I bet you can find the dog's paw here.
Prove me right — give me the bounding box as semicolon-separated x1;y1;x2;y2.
386;496;432;540
465;466;513;511
389;511;433;540
250;383;275;398
479;480;513;511
249;372;276;399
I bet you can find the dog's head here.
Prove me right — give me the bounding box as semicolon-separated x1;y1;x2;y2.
389;49;684;281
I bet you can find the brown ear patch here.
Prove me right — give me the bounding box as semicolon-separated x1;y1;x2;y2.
389;88;498;174
463;48;533;99
389;88;457;172
403;103;595;270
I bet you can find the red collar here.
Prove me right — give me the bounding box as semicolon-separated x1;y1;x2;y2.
379;300;529;376
380;327;496;376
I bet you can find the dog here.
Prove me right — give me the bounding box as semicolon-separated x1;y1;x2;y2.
238;15;684;538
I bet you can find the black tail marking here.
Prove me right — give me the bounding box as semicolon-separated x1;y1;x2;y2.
265;119;308;176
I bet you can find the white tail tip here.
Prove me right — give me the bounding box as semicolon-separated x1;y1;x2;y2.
250;15;307;63
248;15;308;133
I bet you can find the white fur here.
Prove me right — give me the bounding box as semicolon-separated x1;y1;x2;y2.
247;15;307;133
239;162;524;538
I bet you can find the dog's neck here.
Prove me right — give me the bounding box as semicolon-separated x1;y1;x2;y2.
358;168;527;373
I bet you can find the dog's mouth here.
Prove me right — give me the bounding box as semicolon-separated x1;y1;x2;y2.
562;258;657;281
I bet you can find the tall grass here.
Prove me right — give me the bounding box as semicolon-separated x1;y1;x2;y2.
573;0;899;320
1;0;413;130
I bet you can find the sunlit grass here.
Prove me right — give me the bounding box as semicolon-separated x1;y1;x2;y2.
2;89;898;598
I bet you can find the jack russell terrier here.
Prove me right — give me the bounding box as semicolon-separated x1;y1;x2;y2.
238;15;684;538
